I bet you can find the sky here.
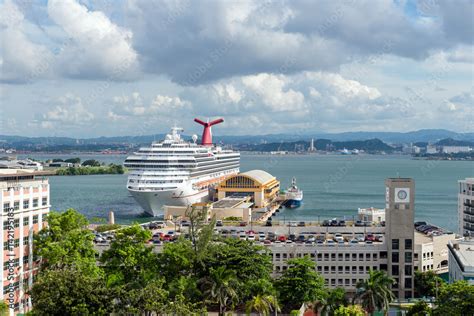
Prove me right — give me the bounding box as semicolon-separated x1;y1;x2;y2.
0;0;473;138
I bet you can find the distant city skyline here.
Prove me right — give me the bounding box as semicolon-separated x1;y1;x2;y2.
1;0;473;138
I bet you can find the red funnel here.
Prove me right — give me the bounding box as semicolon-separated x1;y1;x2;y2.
194;118;224;146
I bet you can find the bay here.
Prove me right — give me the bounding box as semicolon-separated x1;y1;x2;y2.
19;153;474;232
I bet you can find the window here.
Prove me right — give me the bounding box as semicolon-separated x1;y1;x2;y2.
366;253;371;260
405;239;413;250
392;265;399;276
405;252;412;263
404;291;412;299
331;253;336;260
392;239;399;250
33;215;39;224
14;239;20;247
317;266;322;272
14;219;20;228
317;253;322;260
352;254;357;261
331;279;336;286
338;266;343;273
13;201;20;211
359;266;364;274
3;221;8;230
23;200;29;209
380;251;387;259
324;253;329;260
380;264;387;271
42;197;47;206
352;266;357;273
359;253;364;261
414;253;419;260
324;266;329;273
23;217;29;226
331;266;336;273
345;279;350;286
23;256;29;265
405;265;412;276
345;253;350;261
393;278;399;288
392;252;399;263
345;266;350;273
338;254;343;260
33;198;38;208
404;278;412;289
3;202;10;212
23;237;29;246
352;279;357;285
373;253;378;260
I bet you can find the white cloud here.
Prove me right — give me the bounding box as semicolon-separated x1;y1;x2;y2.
109;92;190;119
0;0;53;83
40;94;95;128
47;0;139;79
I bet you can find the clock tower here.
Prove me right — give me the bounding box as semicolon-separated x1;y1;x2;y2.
385;178;415;299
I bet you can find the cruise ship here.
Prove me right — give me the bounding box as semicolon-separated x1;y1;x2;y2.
124;118;240;216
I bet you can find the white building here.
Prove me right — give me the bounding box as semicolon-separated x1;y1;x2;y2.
358;207;385;223
442;146;472;154
448;239;474;285
0;169;51;315
426;145;438;154
414;231;459;274
458;178;474;237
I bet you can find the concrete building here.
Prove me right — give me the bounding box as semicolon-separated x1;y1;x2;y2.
385;178;415;299
164;197;253;222
0;169;51;314
216;170;280;209
442;146;472;154
414;231;459;274
459;178;474;237
448;239;474;285
358;207;385;223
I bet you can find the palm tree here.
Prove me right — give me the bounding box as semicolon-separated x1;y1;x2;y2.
246;294;280;316
353;270;395;316
201;266;239;315
320;287;348;316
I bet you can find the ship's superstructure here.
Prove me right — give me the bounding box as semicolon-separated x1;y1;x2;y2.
284;177;303;208
124;119;240;216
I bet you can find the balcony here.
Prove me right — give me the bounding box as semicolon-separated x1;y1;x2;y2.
463;216;474;225
464;207;474;216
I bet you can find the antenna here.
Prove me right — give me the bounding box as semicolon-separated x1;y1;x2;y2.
194;118;224;146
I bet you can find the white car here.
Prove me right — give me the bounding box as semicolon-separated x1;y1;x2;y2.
259;233;266;240
247;234;256;241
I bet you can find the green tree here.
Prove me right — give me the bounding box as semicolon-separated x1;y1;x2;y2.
64;157;81;164
333;304;365;316
34;209;98;274
414;271;444;298
353;270;395;316
100;224;156;287
434;280;474;316
321;287;348;316
158;239;195;282
82;159;101;167
29;266;113;316
275;256;326;312
246;294;280;316
0;301;8;316
407;300;432;316
200;266;239;316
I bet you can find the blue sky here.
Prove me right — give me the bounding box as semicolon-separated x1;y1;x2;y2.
0;0;472;137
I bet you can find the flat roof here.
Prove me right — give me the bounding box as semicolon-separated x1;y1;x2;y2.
213;197;248;209
450;239;474;269
0;169;55;177
459;178;474;184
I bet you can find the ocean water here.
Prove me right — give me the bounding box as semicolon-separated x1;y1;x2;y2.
21;154;473;232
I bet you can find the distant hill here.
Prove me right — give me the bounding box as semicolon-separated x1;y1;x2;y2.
435;138;474;147
240;138;395;153
1;129;472;150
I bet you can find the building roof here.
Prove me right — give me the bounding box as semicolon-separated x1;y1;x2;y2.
240;169;275;185
213;197;249;209
450;239;474;270
459;178;474;184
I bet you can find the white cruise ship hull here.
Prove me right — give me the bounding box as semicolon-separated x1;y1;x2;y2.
129;185;209;217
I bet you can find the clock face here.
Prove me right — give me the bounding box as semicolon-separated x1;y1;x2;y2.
397;190;407;200
394;188;410;203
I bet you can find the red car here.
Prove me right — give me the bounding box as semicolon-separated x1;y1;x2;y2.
278;235;287;242
246;230;256;235
365;234;376;242
163;235;171;241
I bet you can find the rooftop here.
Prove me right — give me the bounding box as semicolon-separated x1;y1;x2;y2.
240;169;275;185
459;178;474;184
213;197;250;209
450;239;474;270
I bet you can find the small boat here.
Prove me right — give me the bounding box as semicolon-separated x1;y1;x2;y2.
283;177;303;209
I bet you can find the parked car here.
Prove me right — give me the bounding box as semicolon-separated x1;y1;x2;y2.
149;221;165;229
350;239;359;244
355;220;365;227
365;234;376;242
287;221;298;227
334;233;344;243
216;220;223;227
278;235;287;242
355;234;365;242
297;235;306;242
288;234;297;241
307;235;316;243
239;221;247;227
297;221;306;227
414;221;427;228
258;232;266;240
180;220;190;227
247;234;256;241
263;239;272;245
322;220;331;227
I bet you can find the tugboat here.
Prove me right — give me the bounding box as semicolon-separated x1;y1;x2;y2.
283;177;303;208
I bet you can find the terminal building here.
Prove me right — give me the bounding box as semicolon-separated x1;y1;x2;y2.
458;178;474;237
216;170;280;209
0;169;51;314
